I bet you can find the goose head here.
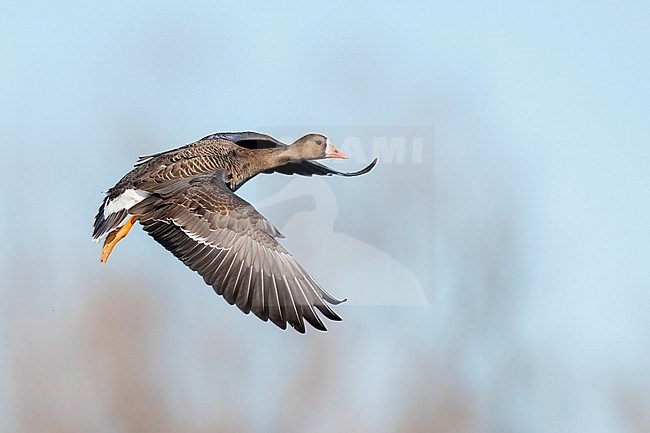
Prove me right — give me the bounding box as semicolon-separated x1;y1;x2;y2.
289;134;347;160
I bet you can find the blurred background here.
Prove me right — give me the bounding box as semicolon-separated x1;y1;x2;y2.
2;1;649;432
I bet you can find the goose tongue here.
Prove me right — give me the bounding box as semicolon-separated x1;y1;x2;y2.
325;142;347;159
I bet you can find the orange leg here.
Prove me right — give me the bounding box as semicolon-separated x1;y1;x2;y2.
100;216;137;263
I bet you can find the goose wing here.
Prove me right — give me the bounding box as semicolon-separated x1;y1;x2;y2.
266;158;377;177
128;171;345;333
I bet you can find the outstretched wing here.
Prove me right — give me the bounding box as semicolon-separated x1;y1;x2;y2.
265;158;378;177
128;171;345;333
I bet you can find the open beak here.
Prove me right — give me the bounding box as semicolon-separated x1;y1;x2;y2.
325;141;348;159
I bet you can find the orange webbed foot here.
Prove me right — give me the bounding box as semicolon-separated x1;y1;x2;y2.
100;216;136;263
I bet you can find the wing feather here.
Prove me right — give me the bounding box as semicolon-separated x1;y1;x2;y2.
130;172;343;332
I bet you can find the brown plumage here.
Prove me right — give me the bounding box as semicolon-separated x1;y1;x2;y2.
92;132;377;333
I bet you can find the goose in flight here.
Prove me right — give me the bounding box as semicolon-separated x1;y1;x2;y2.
92;132;377;333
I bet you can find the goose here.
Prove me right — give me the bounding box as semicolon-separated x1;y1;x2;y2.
92;132;377;333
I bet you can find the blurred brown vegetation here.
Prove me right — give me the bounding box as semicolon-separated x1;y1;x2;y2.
4;267;483;433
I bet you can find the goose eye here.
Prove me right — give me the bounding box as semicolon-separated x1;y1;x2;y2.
316;140;323;145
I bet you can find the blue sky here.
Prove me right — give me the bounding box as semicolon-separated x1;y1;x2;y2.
2;1;649;432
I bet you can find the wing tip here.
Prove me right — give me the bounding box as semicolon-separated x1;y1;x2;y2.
340;158;378;177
